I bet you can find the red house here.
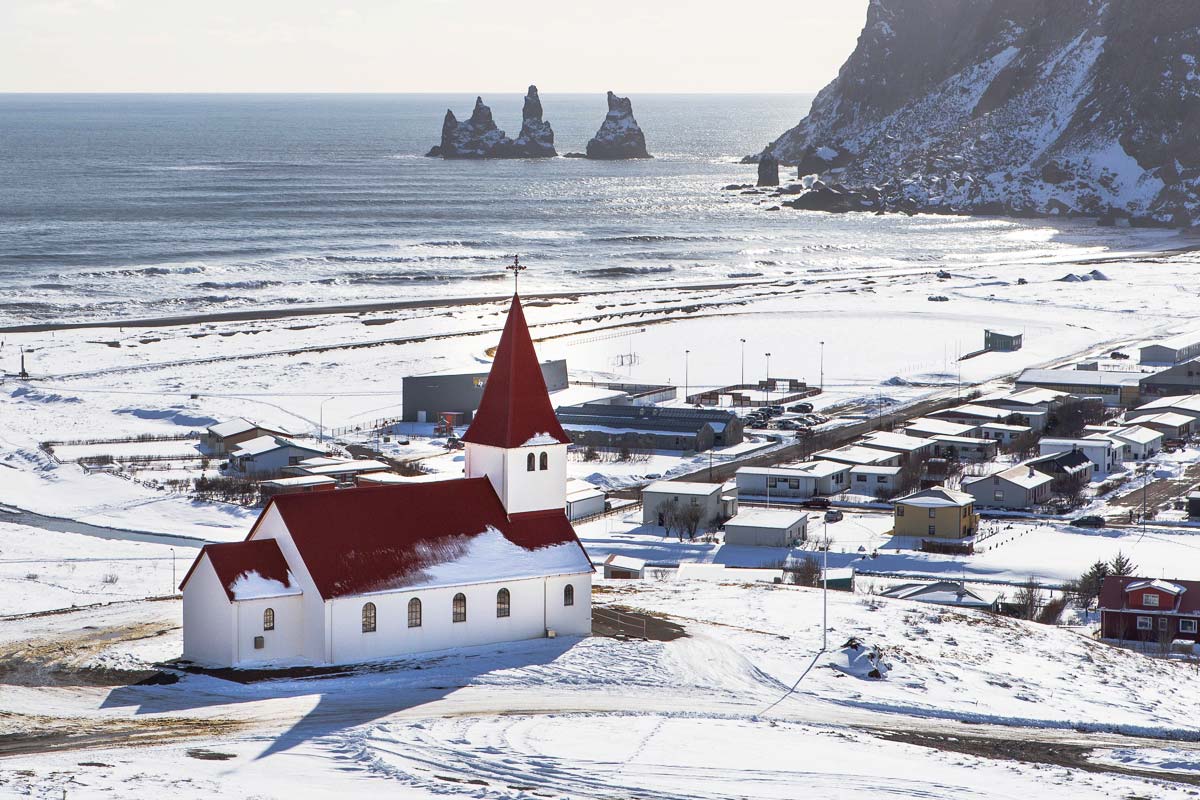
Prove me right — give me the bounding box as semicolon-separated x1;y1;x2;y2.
1099;576;1200;643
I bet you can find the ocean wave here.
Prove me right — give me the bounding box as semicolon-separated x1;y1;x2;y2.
313;270;505;287
575;265;675;277
74;265;208;279
196;280;283;290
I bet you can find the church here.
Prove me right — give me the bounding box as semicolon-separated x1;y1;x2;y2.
179;294;594;667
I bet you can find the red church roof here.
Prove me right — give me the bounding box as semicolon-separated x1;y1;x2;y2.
180;538;295;601
244;478;591;600
462;295;570;449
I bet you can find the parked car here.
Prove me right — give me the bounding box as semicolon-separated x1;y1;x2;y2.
1110;350;1130;360
777;420;799;430
793;429;814;439
824;509;845;523
802;498;832;509
644;473;662;480
789;403;814;413
768;405;785;414
1072;515;1106;528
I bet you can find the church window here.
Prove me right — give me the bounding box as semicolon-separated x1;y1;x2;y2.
496;588;511;618
564;584;575;607
408;597;422;628
263;608;275;631
362;602;377;633
539;452;549;471
527;453;536;471
453;593;467;622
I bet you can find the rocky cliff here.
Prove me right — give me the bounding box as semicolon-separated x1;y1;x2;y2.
752;0;1200;225
585;92;651;159
427;87;556;158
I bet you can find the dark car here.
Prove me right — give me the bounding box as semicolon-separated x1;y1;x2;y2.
1110;350;1130;360
793;428;814;439
802;497;832;509
1072;515;1106;528
789;403;814;413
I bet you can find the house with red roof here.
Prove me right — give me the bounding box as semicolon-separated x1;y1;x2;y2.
180;295;593;667
1099;576;1200;644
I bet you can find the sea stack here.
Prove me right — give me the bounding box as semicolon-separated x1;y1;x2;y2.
585;91;651;159
757;154;780;186
426;90;557;159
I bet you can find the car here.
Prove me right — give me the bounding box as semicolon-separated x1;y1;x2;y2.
824;509;845;523
643;473;662;480
1110;350;1130;360
1072;515;1106;528
768;405;785;414
777;420;799;430
793;428;814;439
789;403;814;413
802;497;832;509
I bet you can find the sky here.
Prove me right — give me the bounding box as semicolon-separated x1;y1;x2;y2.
0;0;869;93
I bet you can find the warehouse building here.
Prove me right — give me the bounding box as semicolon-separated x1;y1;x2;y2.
403;359;569;423
1015;367;1147;408
557;404;742;453
1139;332;1200;365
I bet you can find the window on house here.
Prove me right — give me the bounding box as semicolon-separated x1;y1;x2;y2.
539;452;549;471
289;456;300;465
768;477;778;488
564;584;575;607
857;475;867;483
928;508;937;519
993;491;1004;502
789;479;799;490
1143;593;1160;607
527;453;536;471
263;608;275;631
408;597;422;628
361;602;377;633
452;593;467;623
1160;617;1169;631
1137;616;1153;630
896;505;905;517
927;524;936;535
876;476;886;483
1180;619;1198;634
496;588;511;618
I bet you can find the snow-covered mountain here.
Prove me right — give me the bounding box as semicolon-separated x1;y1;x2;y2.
753;0;1200;225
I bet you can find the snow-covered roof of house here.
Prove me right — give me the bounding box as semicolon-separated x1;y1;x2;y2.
724;508;807;530
207;417;257;438
863;431;934;452
1016;368;1147;388
259;475;337;488
1136;394;1200;414
933;404;1016;421
643;480;721;497
603;554;646;571
978;422;1032;433
1006;387;1069;404
1040;437;1114;449
850;464;903;476
1109;425;1164;445
739;461;849;479
896;487;974;508
239;478;591;600
296;459;389;476
1026;450;1093;472
1144;330;1200;350
231;435;325;458
1126;578;1187;595
904;417;978;437
1124;411;1194;428
962;464;1052;491
548;385;627;407
880;580;994;608
566;478;605;501
929;434;993;446
813;445;899;466
180;538;300;601
295;456;349;468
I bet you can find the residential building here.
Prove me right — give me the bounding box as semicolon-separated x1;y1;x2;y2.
983;329;1023;352
928;434;998;462
1025;450;1094;483
1103;426;1163;460
565;478;606;521
1015;367;1146;408
961;465;1053;510
893;487;978;539
904;417;979;439
1139;332;1200;365
1038;438;1122;477
556;404;743;453
227;436;327;477
1129;394;1200;422
929;404;1046;431
735;462;850;500
976;422;1033;446
862;431;936;465
1099;576;1200;644
849;464;902;498
641;481;733;528
204;418;292;456
976;387;1068;414
1122;411;1195;440
879;580;996;610
722;508;808;547
1138;358;1200;398
402;359;568;423
812;444;902;468
283;458;391;482
180;295;592;668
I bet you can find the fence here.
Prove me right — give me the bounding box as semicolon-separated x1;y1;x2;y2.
592;606;648;639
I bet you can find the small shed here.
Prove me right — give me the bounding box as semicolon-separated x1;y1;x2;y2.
821;566;856;592
602;554;646;579
566;479;606;521
984;329;1023;352
723;508;808;547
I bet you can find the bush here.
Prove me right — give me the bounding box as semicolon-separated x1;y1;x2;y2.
101;573;119;585
1036;595;1068;625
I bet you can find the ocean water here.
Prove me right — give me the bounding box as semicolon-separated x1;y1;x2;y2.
0;93;1173;326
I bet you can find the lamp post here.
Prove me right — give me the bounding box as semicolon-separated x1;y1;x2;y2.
822;521;829;652
684;349;691;404
319;395;336;443
819;340;825;392
740;338;746;386
765;352;772;405
169;547;176;595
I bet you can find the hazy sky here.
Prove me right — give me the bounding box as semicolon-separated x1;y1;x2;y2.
0;0;868;93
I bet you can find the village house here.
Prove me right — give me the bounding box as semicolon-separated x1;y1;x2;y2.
861;431;935;465
812;444;902;468
976;421;1033;446
283;458;391;483
1102;425;1163;459
258;475;337;497
903;417;979;439
976;387;1068;414
849;464;902;498
928;403;1047;432
1038;437;1122;478
735;461;850;500
1015;367;1146;408
180;295;593;668
1122;410;1195;440
565;478;606;521
1129;393;1200;422
1099;576;1200;645
204;418;293;456
961;464;1052;510
601;554;646;579
227;435;327;477
928;434;998;462
1025;450;1094;484
641;481;733;528
893;487;978;540
722;508;808;547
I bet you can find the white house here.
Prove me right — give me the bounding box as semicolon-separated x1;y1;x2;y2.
641;480;733;527
735;461;850;500
1130;394;1200;422
812;444;902;468
861;431;935;464
976;422;1033;446
1039;437;1122;478
904;417;979;439
1105;425;1164;459
227;435;327;476
565;478;606;520
961;464;1053;510
181;295;593;668
722;508;808;547
849;464;902;498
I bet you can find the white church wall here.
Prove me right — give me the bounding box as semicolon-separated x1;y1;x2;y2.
502;444;567;514
545;572;593;637
234;595;304;665
466;443;507;503
181;556;236;667
248;503;328;662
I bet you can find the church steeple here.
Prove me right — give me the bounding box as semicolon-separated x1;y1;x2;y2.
462;294;570;449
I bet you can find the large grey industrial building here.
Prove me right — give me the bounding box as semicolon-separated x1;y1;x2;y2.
402;359;569;423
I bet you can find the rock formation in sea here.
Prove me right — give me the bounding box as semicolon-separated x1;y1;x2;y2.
748;0;1200;226
756;154;779;187
585;92;651;159
426;87;556;158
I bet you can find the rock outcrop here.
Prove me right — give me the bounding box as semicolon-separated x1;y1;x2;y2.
757;154;779;186
749;0;1200;226
585;92;651;159
426;87;556;158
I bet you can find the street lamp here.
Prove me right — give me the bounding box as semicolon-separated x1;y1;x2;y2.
819;340;825;392
822;521;829;651
319;395;336;443
740;338;747;386
684;349;691;403
765;352;772;404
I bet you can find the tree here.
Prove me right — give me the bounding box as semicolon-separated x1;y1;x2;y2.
1108;551;1137;577
1066;559;1110;610
894;453;930;497
1013;576;1045;621
1004;430;1040;460
1049;399;1105;437
1050;470;1088;507
784;555;821;587
660;499;681;538
677;502;705;541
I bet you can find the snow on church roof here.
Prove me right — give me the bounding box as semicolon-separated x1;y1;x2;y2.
181;538;298;601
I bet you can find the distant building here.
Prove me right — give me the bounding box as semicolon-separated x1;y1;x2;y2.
976;387;1068;414
1123;410;1196;440
565;478;606;521
1101;425;1163;460
283;458;391;482
641;481;733;528
983;329;1023;352
228;436;327;476
722;508;808;548
403;359;569;423
1139;332;1200;365
1025;450;1094;483
557;404;743;453
976;422;1033;445
735;462;850;500
1128;394;1200;422
1015;367;1147;408
601;554;646;579
961;464;1052;510
1188;492;1200;520
893;487;978;539
812;444;902;468
928;403;1046;431
1038;438;1121;478
204;418;292;456
880;580;996;610
861;431;936;465
1099;576;1200;644
903;417;979;439
849;464;902;497
257;475;337;496
928;434;997;462
1137;359;1200;398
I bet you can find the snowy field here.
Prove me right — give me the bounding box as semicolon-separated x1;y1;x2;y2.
3;581;1200;798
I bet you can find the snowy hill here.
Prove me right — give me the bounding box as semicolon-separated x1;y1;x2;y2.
753;0;1200;226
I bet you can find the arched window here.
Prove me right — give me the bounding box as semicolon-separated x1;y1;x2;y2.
407;597;422;628
563;584;575;607
496;588;511;618
527;453;536;471
361;602;377;633
452;592;467;623
263;608;275;631
539;451;549;471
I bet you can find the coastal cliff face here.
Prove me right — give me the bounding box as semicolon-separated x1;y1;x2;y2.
754;0;1200;225
427;87;556;158
585;92;651;159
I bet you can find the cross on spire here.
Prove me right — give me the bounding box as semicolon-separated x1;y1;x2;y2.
506;254;526;296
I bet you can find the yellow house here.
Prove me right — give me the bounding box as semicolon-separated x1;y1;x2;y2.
893;487;979;539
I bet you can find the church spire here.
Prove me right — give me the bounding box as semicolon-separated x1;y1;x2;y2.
462;294;570;449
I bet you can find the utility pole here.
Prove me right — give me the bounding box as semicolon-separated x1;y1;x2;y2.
169;547;176;595
765;352;772;405
819;340;825;392
684;349;691;404
319;395;335;443
822;521;829;652
740;338;746;386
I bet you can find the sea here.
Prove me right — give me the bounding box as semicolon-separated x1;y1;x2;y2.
0;93;1175;327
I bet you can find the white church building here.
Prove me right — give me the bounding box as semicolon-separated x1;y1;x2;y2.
179;295;594;667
